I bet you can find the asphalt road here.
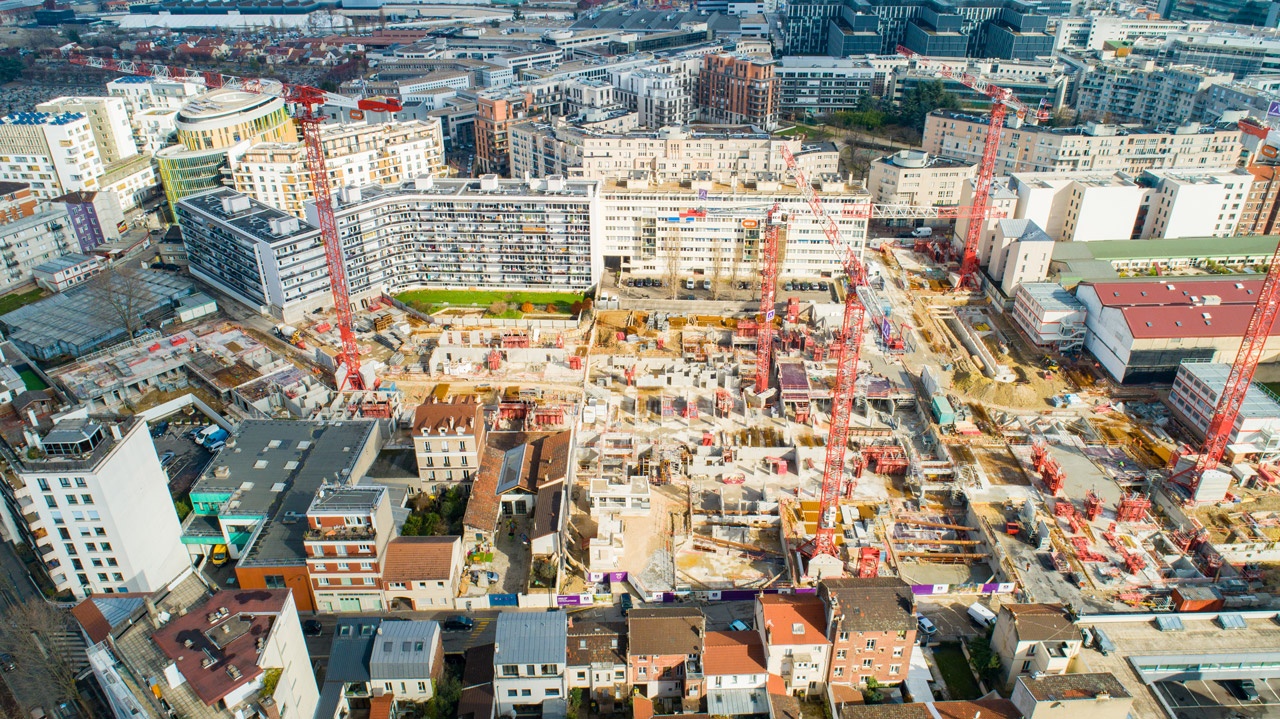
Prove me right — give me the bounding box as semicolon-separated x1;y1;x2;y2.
0;541;53;714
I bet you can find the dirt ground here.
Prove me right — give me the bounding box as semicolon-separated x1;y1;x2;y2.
970;446;1032;486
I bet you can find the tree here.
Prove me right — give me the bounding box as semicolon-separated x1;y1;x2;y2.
512;3;523;20
708;236;726;300
546;303;558;313
894;80;960;132
0;56;22;84
520;301;535;314
862;676;884;704
419;667;462;719
967;635;1002;685
662;232;681;300
66;29;82;44
0;599;95;717
488;300;509;315
85;264;149;340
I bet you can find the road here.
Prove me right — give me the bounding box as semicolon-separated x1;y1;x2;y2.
0;540;54;714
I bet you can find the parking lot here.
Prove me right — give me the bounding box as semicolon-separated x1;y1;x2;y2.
1156;679;1280;719
148;418;215;498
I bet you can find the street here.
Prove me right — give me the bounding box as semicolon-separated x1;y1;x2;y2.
0;541;56;714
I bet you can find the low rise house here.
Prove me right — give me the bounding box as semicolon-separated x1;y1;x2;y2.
1011;673;1133;719
567;620;628;710
991;603;1082;689
755;594;830;697
381;535;463;610
821;578;917;691
704;630;769;717
628;607;705;711
369;620;446;702
494;611;569;718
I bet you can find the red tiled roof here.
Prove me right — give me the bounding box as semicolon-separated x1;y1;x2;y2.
382;536;458;583
71;599;112;645
412;398;482;436
703;630;766;676
759;594;826;645
150;589;290;706
368;692;394;719
462;446;504;533
840;698;1021;719
1085;278;1264;308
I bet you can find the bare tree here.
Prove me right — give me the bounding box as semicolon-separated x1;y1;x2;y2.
662;232;681;300
0;599;94;717
85;264;148;340
709;238;726;301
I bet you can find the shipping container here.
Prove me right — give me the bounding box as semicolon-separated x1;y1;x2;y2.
931;394;955;425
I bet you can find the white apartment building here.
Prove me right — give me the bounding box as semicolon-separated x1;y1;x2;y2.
229;120;447;217
1139;167;1254;238
923;110;1243;176
494;612;569;719
1;415;190;599
0;112;105;200
1011;283;1087;352
510;123;839;184
106;75;205;115
36;96;139;165
988;219;1055;295
1168;361;1280;454
1053;16;1205;52
1075;60;1232;127
177;178;600;323
611;69;695;128
601;174;869;280
133;108;178;154
0;206;76;293
868;150;976;206
411;397;485;485
775;56;878;115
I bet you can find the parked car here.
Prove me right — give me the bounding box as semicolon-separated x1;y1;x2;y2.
619;593;634;616
1227;679;1260;702
443;616;476;632
0;652;15;672
819;282;829;291
729;620;750;631
702;280;711;291
159;450;176;466
150;420;168;438
302;619;323;637
916;615;938;637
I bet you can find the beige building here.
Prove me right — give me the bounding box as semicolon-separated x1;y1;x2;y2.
1011;673;1133;719
991;604;1083;690
230;120;447;218
923;110;1242;176
35;96;138;165
868;150;977;207
510;123;838;184
410;396;485;485
381;536;463;610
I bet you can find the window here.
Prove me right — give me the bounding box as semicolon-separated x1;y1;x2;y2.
317;577;329;586
526;665;536;676
37;478;48;491
66;495;78;505
358;544;372;553
541;664;557;676
639;667;647;677
111;573;122;581
889;664;900;675
862;659;873;669
59;478;70;488
836;650;846;660
834;667;844;677
91;558;103;567
838;631;849;641
1021;661;1032;673
265;575;286;588
360;562;372;571
101;543;111;551
865;639;876;650
97;573;108;581
502;665;519;677
892;647;904;658
418;682;427;693
1026;645;1037;657
546;688;560;697
44;495;57;508
507;690;517;698
75;478;86;488
81;495;93;505
520;689;532;697
337;562;349;571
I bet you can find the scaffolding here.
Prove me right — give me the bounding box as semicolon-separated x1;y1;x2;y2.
1115;491;1151;523
1031;442;1066;496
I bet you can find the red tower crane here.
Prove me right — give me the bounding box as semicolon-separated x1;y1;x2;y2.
756;204;782;394
1173;236;1280;497
69;55;404;390
897;47;1049;289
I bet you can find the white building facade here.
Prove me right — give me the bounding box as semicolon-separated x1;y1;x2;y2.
0;112;105;200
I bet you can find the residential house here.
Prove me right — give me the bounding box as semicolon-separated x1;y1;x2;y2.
991;604;1083;689
821;578;917;692
755;594;830;698
704;630;769;717
459;644;496;719
462;431;571;558
369;620;446;701
628;607;705;711
838;698;1022;719
494;611;569;718
567;620;628;709
412;396;485;485
381;535;463;610
315;617;381;719
305;484;395;612
1011;673;1134;719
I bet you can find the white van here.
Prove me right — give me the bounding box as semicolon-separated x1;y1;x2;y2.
910;226;933;238
967;602;997;629
685;278;696;290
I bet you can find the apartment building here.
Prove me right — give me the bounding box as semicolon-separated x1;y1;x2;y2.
509;123;839;184
53;190;124;252
32;253;105;293
696;53;779;130
476;89;535;176
411;396;485;485
1139;167;1254;238
1240;161;1280;235
869;150;976;206
0;415;190;599
494;611;569;719
1168;361;1280;454
106;75;204;115
0;205;76;293
600;174;868;280
1011;283;1087;353
305;484;395;613
78;575;319;719
611;69;696;129
991;603;1083;690
1012;673;1134;719
0;181;36;224
229;120;447;218
628;607;705;707
567;621;628;706
0;111;104;200
774;56;877;115
177;179;599;324
756;594;830;697
35;96;139;165
703;630;768;713
821;577;918;689
1053;15;1203;52
133;108;178;154
923;110;1243;176
1075;60;1232;127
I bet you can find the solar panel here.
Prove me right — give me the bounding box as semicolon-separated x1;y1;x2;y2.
1156;616;1184;632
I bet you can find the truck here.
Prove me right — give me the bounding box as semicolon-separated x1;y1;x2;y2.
274;324;301;344
931;394;955;425
197;426;229;448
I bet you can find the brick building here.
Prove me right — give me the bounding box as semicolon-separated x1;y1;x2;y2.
821;578;918;689
305;484;395;613
697;53;780;130
1240;162;1280;236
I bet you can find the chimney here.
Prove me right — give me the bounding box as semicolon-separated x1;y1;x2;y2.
259;698;281;719
25;407;37;427
109;423;121;440
23;427;42;452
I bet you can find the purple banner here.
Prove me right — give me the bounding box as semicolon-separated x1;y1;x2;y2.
586;571;629;583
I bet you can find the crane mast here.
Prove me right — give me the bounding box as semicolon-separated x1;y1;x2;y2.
67;55;400;390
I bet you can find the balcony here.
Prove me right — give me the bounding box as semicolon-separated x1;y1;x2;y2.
304;525;377;542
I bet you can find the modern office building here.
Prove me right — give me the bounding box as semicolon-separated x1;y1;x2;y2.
0;415;190;599
0;111;104;200
35;96;138;166
177;178;600;323
1158;0;1280;28
1168;360;1280;453
1139;30;1280;78
156;89;297;215
229;120;447;218
923;110;1243;175
1011;282;1087;352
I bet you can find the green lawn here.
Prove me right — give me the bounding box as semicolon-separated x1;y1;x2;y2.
395;289;587;317
18;369;47;391
0;288;43;316
933;642;983;700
